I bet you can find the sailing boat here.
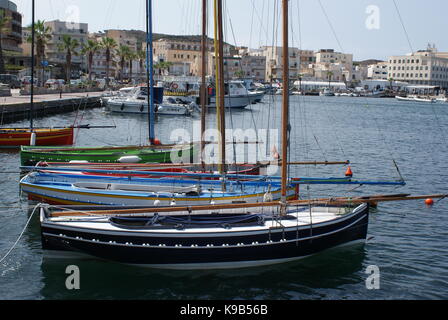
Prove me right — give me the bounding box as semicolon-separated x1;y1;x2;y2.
18;0;197;164
36;0;371;269
0;0;74;148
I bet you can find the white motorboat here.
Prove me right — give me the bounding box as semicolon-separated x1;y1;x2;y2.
209;81;264;108
320;88;335;97
396;95;436;103
395;95;416;102
413;96;436;103
106;86;198;115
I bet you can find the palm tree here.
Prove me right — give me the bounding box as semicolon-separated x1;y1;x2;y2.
116;44;131;82
326;71;334;89
388;77;394;91
154;61;173;76
127;50;136;83
58;35;80;84
100;37;117;87
0;9;11;74
81;39;101;81
136;49;146;82
27;20;52;86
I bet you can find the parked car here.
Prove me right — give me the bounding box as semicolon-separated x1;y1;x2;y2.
45;79;65;88
45;79;57;87
0;74;21;88
21;76;38;86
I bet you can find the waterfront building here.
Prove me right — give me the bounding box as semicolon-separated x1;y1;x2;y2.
293;79;347;92
87;32;118;81
260;46;301;81
104;30;143;81
367;61;389;80
44;20;89;78
0;0;22;53
0;0;27;74
315;49;353;70
153;35;232;77
387;45;448;89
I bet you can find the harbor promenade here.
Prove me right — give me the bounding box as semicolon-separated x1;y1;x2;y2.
0;90;105;124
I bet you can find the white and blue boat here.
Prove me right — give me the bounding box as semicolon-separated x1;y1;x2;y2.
20;170;298;206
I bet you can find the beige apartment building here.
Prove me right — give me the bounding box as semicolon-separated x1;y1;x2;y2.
388;46;448;89
153;35;234;77
259;46;301;81
315;49;353;68
0;0;22;53
43;20;88;77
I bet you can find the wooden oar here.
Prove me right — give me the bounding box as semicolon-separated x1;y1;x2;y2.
49;193;447;217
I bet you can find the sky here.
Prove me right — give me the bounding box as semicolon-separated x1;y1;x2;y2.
12;0;448;61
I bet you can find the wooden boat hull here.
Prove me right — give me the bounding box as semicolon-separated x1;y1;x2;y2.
20;144;197;166
20;171;297;207
34;163;262;179
39;204;369;269
22;180;297;207
0;128;74;148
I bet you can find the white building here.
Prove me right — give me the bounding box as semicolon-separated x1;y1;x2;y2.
360;79;408;91
387;45;448;89
293;80;347;92
367;62;389;80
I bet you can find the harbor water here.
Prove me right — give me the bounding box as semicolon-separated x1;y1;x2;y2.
0;95;447;300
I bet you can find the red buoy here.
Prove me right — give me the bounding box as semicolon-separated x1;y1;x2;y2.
425;198;434;206
153;138;161;145
345;166;353;177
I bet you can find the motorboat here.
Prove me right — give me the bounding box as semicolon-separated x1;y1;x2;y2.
319;88;335;97
209;81;264;109
106;86;198;115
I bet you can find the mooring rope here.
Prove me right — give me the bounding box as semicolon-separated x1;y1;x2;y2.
0;204;40;265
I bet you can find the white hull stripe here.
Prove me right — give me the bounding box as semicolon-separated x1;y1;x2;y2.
42;213;367;249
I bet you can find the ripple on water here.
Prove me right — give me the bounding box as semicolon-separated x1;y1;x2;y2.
1;96;448;299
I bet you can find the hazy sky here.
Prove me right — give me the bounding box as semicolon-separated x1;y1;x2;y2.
13;0;448;61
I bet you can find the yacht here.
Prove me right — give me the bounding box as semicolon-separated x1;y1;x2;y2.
106;86;198;115
209;81;264;108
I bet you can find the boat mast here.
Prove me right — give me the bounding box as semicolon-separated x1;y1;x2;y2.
30;0;35;131
200;0;208;165
215;0;226;175
146;0;155;143
281;0;289;212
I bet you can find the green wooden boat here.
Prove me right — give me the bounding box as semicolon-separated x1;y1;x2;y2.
20;144;198;166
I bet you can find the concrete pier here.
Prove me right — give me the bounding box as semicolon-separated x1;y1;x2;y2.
0;90;105;124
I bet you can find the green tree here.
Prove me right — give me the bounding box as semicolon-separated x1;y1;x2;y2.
127;49;136;82
154;61;173;76
26;20;52;86
327;71;334;88
388;77;394;91
100;37;117;87
0;9;11;74
81;39;101;81
136;49;146;82
115;44;131;81
234;70;245;79
58;35;80;83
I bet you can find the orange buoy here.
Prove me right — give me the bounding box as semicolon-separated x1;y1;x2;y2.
153;138;161;145
345;166;353;177
425;198;434;206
